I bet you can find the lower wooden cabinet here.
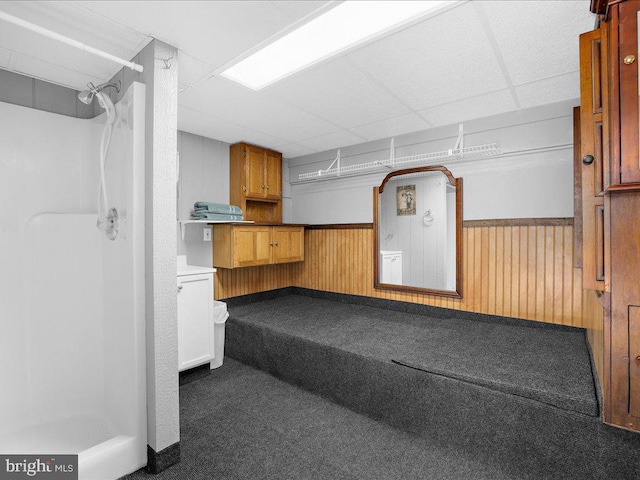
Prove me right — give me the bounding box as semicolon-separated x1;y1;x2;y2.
213;224;304;269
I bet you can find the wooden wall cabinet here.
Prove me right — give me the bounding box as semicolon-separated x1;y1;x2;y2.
579;0;640;433
213;224;304;269
230;142;283;223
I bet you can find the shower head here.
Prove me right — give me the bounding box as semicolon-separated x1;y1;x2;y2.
78;88;94;105
78;80;120;124
77;80;121;105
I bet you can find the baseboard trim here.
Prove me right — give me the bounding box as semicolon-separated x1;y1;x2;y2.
146;442;180;474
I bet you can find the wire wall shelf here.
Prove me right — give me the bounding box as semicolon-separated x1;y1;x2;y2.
293;124;501;184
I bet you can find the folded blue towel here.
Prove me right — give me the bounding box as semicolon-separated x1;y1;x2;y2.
191;212;244;221
193;202;242;215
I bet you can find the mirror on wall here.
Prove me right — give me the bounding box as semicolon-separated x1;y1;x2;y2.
373;166;462;297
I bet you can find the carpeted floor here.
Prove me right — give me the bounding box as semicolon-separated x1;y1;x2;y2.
122;359;531;480
228;293;597;415
223;289;640;480
123;289;640;479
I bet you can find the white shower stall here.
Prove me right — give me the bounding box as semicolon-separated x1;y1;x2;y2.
0;82;146;479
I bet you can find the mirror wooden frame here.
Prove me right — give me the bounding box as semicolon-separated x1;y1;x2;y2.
373;166;463;298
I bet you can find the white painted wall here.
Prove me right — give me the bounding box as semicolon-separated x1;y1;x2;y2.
288;100;576;224
176;135;293;263
177;131;230;267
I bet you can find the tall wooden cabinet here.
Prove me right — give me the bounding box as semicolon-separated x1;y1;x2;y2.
580;24;609;292
579;0;640;432
230;142;283;223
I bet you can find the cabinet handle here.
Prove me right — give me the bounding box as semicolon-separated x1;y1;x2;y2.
177;285;183;292
582;155;595;165
265;185;270;190
274;242;278;246
242;186;246;193
261;184;265;189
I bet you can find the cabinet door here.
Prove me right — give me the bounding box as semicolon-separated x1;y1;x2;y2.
177;274;214;371
264;150;282;201
380;253;402;284
616;1;640;184
245;145;266;199
609;192;640;429
234;226;271;267
390;254;402;284
580;27;608;291
271;226;304;264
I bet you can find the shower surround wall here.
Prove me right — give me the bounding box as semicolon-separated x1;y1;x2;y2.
0;83;146;479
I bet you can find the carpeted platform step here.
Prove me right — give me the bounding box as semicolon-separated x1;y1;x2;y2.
224;288;640;480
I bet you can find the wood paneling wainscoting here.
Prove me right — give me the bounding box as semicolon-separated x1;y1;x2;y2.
583;290;605;395
215;220;598;329
215;262;296;300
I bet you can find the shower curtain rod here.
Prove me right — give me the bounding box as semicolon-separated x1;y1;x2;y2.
0;11;144;73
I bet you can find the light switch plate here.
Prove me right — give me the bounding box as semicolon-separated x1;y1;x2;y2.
203;227;212;242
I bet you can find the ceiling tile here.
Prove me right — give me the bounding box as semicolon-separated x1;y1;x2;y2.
514;72;580;109
267;56;410;128
297;129;367;152
180;76;339;144
178;105;287;148
482;0;593;85
347;1;508;111
178;53;215;88
0;1;150;87
11;53;103;90
349;112;431;141
0;47;11;69
272;143;318;159
79;1;331;71
0;0;595;156
269;1;328;20
418;90;517;128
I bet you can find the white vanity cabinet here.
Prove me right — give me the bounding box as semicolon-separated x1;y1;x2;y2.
177;263;216;372
380;250;403;285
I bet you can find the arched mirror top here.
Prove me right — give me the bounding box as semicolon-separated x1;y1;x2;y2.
374;165;463;298
378;166;459;194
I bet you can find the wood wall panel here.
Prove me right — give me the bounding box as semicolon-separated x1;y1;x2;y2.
215;224;599;329
583;290;605;396
214;263;295;300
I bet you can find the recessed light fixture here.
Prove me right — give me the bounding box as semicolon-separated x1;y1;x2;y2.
221;0;458;90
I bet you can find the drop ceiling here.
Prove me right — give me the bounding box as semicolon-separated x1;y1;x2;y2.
0;1;594;158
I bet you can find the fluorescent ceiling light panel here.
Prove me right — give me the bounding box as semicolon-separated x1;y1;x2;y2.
221;0;456;90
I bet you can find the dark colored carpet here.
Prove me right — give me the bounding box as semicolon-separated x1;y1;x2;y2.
122;359;530;480
227;293;597;415
224;290;640;480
